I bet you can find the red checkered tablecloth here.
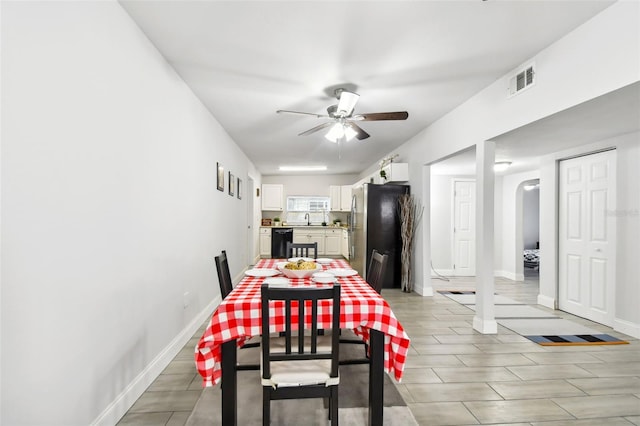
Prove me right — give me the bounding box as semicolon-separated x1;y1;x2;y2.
195;258;410;386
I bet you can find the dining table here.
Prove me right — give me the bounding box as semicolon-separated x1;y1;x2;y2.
195;258;410;426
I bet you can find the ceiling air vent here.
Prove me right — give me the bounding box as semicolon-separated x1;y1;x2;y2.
508;63;535;97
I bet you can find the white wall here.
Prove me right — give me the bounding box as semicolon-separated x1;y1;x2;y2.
1;2;260;425
261;174;357;223
523;188;540;249
430;175;455;273
538;132;640;336
614;133;640;332
262;174;358;197
358;1;640;325
430;174;506;278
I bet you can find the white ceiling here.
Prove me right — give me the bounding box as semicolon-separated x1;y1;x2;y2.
432;81;640;175
119;0;621;177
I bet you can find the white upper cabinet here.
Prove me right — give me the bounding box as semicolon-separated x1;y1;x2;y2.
261;184;284;211
383;163;409;182
340;185;352;212
329;185;341;211
379;163;409;183
329;185;353;212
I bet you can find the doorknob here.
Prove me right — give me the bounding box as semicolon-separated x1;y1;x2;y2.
595;248;602;252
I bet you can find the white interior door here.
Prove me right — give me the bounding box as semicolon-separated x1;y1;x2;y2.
453;180;476;276
247;177;255;264
559;150;616;325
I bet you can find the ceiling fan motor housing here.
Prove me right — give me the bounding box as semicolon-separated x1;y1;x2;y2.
277;87;408;141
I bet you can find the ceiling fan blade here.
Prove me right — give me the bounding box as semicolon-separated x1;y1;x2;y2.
347;122;370;140
352;111;409;121
277;110;329;119
298;121;334;136
336;90;360;116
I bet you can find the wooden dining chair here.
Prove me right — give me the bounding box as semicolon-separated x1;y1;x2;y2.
215;250;233;299
215;250;260;362
286;242;318;259
366;249;389;294
260;283;341;425
339;249;389;365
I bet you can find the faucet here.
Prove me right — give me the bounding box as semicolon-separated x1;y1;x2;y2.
304;213;310;226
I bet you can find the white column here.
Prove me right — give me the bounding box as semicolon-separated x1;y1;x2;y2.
473;140;497;334
418;164;433;296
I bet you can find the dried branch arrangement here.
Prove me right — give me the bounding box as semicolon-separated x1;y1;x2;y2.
398;194;424;292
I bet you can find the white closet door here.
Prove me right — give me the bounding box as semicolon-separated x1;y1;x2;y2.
453;180;476;276
559;150;616;325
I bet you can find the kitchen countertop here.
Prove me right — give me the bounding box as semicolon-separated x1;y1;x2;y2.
260;225;348;229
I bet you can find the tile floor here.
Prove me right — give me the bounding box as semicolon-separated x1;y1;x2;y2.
117;271;640;425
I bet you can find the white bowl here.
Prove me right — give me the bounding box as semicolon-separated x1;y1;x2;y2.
279;263;323;279
312;272;336;283
275;261;289;270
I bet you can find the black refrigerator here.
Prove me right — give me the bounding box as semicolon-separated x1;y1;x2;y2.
350;183;410;289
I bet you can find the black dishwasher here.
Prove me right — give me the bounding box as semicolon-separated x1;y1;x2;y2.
271;227;293;258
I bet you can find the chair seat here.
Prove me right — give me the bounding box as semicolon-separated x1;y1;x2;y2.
261;359;339;388
262;335;336;387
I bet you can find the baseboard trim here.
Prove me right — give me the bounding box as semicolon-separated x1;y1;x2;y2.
414;280;434;297
537;294;555;309
473;316;498;334
91;297;220;426
614;317;640;339
495;270;524;281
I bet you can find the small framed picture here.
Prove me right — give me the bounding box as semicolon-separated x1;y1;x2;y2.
237;177;243;200
216;162;224;192
229;172;235;196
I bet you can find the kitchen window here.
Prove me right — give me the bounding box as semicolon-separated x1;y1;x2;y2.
286;196;330;225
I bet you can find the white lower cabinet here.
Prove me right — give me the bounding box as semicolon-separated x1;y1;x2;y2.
324;229;341;256
291;228;351;256
341;229;349;260
259;227;271;257
293;229;325;255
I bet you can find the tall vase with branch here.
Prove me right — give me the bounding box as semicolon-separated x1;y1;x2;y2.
398;194;424;292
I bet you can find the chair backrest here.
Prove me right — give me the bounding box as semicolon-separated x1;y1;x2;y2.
366;249;389;294
286;242;318;259
215;250;233;299
260;284;341;380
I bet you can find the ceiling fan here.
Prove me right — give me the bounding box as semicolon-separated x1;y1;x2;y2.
277;88;408;142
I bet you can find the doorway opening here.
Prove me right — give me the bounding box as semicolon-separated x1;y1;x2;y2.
521;179;540;282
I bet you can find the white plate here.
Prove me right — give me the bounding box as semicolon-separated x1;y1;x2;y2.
315;258;333;265
287;257;315;262
312;272;336;283
244;268;279;277
326;268;358;277
312;277;337;284
263;277;290;287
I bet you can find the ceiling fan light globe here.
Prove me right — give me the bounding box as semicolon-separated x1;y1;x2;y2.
343;125;358;141
325;123;344;143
